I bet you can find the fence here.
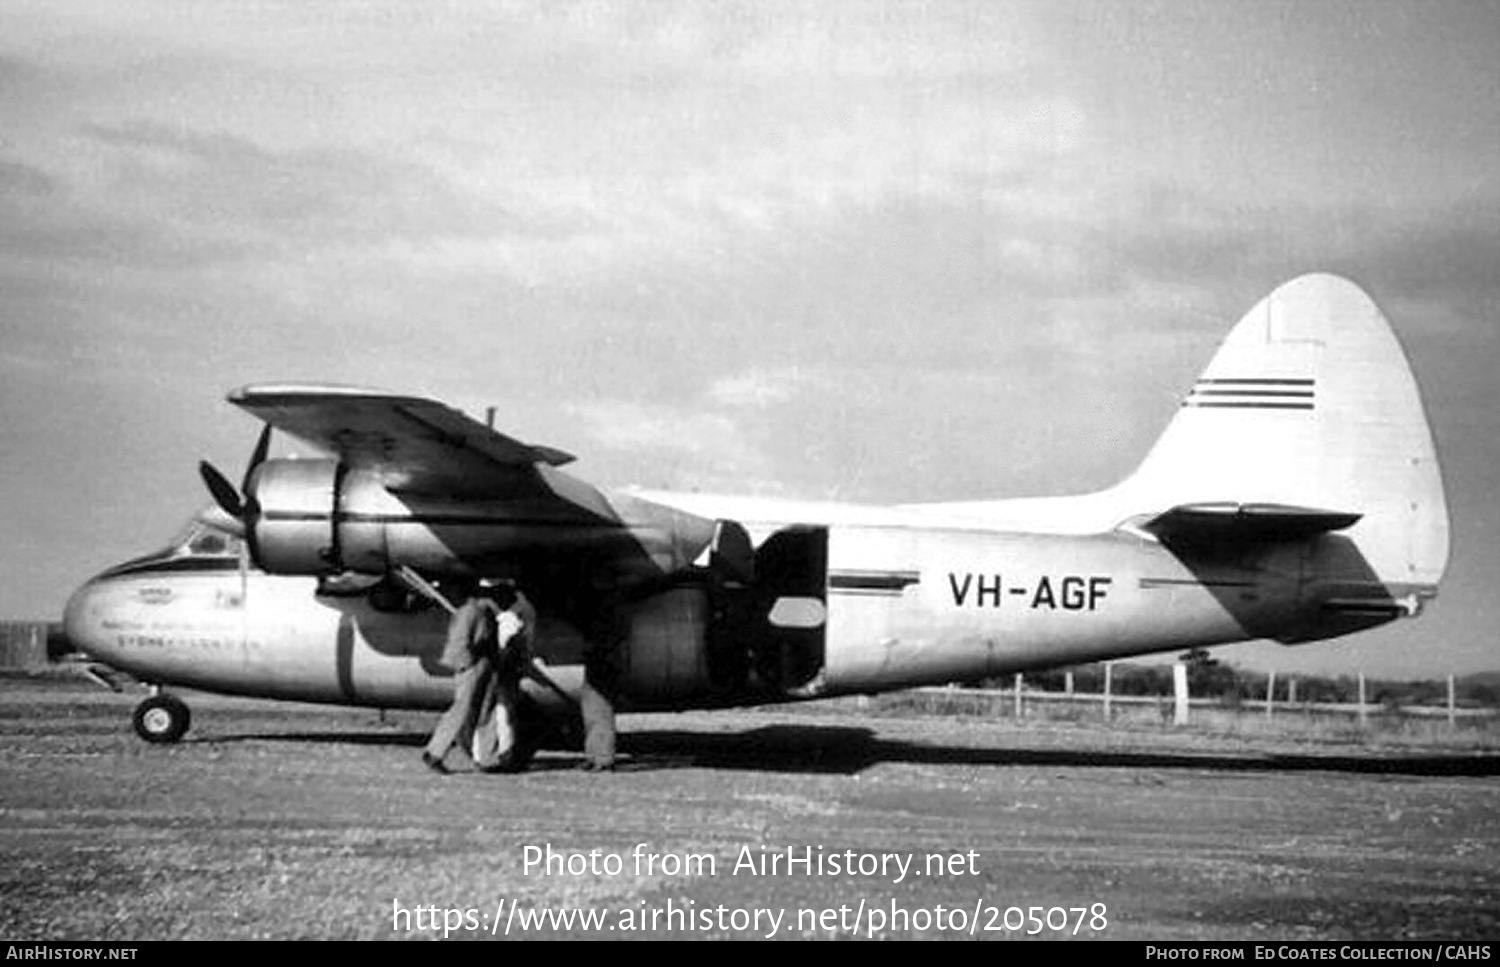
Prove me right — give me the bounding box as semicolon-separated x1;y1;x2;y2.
898;665;1498;732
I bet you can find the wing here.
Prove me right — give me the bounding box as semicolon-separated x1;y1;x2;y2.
229;383;584;501
229;383;717;578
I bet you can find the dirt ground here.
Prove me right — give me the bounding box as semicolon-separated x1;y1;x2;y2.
2;677;1497;941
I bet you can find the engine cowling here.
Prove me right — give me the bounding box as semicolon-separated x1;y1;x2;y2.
246;458;346;574
242;458;714;580
250;457;535;577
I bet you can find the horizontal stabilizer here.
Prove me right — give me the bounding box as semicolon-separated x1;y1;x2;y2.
1321;597;1417;619
1141;502;1362;543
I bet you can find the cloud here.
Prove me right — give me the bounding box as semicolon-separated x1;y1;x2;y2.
0;125;491;271
0;6;1091;295
706;367;808;409
0;156;54;195
78;121;545;251
559;365;829;492
564;398;782;493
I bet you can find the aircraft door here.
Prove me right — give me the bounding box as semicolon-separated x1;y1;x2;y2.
754;525;827;690
706;523;827;696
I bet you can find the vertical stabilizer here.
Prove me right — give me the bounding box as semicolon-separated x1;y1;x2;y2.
1117;273;1449;595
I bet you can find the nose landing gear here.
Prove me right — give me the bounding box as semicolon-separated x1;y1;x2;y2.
132;692;191;743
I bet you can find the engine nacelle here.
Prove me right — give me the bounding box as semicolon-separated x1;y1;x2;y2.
244;458;709;579
250;457;535;577
248;459;353;575
252;458;501;576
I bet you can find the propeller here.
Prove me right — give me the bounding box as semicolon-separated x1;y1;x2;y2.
197;424;272;537
199;461;245;520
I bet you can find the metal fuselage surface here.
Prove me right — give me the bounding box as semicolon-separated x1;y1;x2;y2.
63;495;1335;716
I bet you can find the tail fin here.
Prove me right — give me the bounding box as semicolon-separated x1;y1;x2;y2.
1117;273;1449;598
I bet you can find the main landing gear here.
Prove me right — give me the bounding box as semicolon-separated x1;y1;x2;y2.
132;691;192;743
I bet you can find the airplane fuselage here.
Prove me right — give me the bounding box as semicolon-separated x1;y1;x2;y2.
64;496;1350;717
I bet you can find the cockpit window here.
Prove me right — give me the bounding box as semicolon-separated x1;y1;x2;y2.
96;510;245;579
165;516;244;559
186;529;232;557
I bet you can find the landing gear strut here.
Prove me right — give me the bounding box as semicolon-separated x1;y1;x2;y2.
132;693;191;743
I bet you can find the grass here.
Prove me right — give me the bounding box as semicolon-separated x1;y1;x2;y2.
808;688;1500;750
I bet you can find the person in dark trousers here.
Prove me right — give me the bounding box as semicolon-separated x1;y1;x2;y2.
473;584;536;773
422;581;502;774
578;651;617;771
577;589;628;772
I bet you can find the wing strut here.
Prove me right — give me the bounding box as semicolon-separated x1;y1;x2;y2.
393;566;456;615
392;567;578;711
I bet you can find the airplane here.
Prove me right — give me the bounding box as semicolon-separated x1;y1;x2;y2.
62;273;1450;762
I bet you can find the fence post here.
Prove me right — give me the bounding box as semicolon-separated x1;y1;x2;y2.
1013;674;1023;719
1103;662;1113;722
1266;670;1276;720
1358;673;1368;728
1288;677;1297;706
1065;671;1074;695
1173;662;1189;725
1448;674;1456;730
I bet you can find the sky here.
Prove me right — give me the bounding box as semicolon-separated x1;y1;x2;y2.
2;1;1496;678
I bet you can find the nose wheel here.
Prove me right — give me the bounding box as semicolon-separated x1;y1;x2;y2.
132;693;192;743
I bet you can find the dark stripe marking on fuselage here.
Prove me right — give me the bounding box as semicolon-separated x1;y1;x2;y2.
828;570;922;595
98;557;242;579
1138;577;1258;589
1181;401;1315;409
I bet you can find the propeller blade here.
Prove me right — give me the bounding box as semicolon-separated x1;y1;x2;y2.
199;460;245;521
241;424;272;493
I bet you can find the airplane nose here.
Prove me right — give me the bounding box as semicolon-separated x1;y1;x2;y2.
63;578;108;661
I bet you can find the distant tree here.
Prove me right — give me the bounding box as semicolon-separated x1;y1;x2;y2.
1028;668;1067;692
1464;682;1499;707
1182;652;1246;701
1114;664;1172;697
1082;666;1105;692
1298;676;1347;704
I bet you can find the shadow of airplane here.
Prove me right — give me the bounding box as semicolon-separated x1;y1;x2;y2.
192;722;1500;778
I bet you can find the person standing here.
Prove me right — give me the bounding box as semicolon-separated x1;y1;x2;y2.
577;589;627;772
422;581;502;774
578;653;617;772
473;584;536;773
